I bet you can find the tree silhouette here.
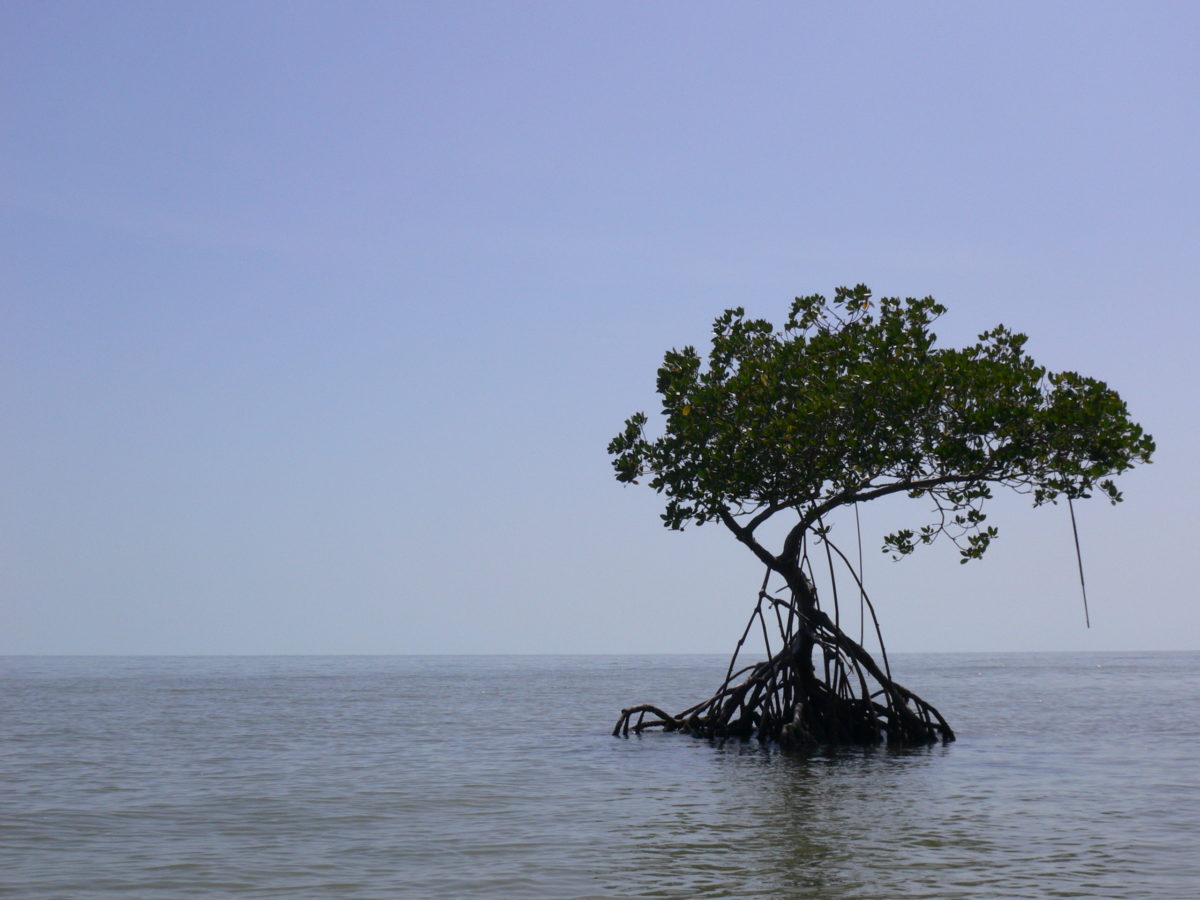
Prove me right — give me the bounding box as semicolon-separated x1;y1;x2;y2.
611;286;1154;746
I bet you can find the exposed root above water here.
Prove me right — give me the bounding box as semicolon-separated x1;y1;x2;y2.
613;580;954;748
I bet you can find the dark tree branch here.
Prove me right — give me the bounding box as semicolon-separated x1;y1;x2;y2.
717;508;782;571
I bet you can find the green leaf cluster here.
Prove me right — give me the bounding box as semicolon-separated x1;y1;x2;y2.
608;286;1154;563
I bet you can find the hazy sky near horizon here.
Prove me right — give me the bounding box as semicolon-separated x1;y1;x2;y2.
4;2;1198;655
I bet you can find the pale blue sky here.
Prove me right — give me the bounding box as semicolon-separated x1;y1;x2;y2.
3;2;1197;654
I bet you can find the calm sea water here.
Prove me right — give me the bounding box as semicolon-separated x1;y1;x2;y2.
2;652;1198;898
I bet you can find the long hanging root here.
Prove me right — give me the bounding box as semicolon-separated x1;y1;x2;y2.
614;585;954;748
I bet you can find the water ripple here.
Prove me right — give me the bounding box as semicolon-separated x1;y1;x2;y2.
2;653;1198;898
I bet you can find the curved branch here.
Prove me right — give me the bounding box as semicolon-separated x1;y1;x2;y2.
798;469;995;532
745;501;790;533
718;508;782;571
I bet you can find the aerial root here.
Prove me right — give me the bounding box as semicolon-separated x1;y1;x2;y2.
613;606;954;748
